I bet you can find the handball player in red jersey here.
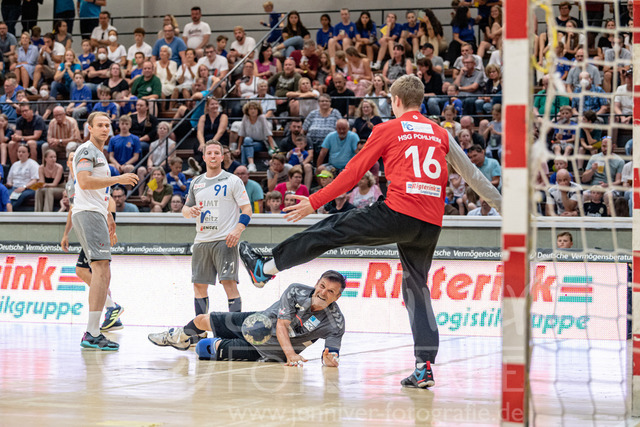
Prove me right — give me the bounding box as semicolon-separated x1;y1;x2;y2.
240;74;502;388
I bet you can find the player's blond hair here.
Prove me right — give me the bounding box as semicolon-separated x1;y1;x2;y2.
389;75;424;109
87;111;111;127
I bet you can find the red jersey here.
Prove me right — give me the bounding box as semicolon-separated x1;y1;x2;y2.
310;111;450;226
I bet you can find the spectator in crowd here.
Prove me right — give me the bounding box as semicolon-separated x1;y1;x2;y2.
78;39;95;71
576;110;602;170
106;62;128;94
215;34;228;57
0;76;18;121
448;6;481;63
596;19;615;61
6;144;38;210
152;24;187;66
456;128;473;152
328;72;355;118
127;28;153;70
602;36;632;93
565;48;601;92
145;121;175;174
311;168;334;194
556;231;574;248
328;8;356;60
42;106;80;162
331;49;349;75
106;29;126;67
581;136;624;188
344;46;372;97
108;114;140;176
236;101;277;172
221;145;240;174
196;97;228;161
274;165;309;210
477;5;502;58
66;71;92;122
34;149;64;212
172;48;199;107
283;191;298;209
12;103;45;161
34;82;56;121
365;74;391;120
348;171;382;209
614;67;633;124
131;60;162;114
583;185;609;217
254;42;281;80
155;45;178;102
550;105;576;157
12;32;38;90
285;134;310;169
182;6;210;58
86;45;114;92
156;14;180;40
197;43;228;94
476;64;501;114
111;185;139;213
373;13;402;71
534;74;571;120
168;194;184;213
0;14;18;47
266;153;291;191
290;39;319;81
459;116;484;147
115;87;137;116
286;76;319;118
129;98;158;154
555;1;583;27
274;11;311;58
166;157;188;198
234;165;264;213
141;166;173;213
32;32;65;93
278;117;303;152
418;57;444;116
468;144;502;191
264;190;283;214
546;168;581;216
571;72;608;116
316;13;334;51
418;9;446;57
54;1;75;41
316;118;358;173
441;105;461;137
303;93;342;153
549;156;573;184
400;10;420;58
230;26;257;60
90;10;115;49
382;43;412;86
352;99;382;140
416;42;444;74
51;49;81;99
267;57;301;117
558;20;584;61
354;11;376;62
0;113;12;165
467;198;500;216
91;85;118;121
454;55;486;116
481;104;502;161
321;192;355;214
230;62;261;116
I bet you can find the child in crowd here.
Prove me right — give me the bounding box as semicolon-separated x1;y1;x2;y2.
551;105;576;157
265;191;284;214
66;71;92;122
31;26;44;48
166;157;189;198
283;191;297;209
108;115;141;175
92;85;118;122
483;103;502;161
115;88;138;116
286;135;309;166
448;165;466;214
128;52;145;82
216;35;228;57
443;84;463;116
78;39;95;70
549;156;574;184
260;1;283;44
583;186;608;217
441;105;461;137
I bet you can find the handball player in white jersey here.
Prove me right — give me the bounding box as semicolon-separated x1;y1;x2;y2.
73;112;139;351
182;140;252;343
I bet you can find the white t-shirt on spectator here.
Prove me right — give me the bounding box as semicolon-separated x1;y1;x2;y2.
7;159;39;189
197;55;228;76
127;42;153;61
41;41;66;68
615;84;633;115
91;25;117;43
183;21;211;50
230;36;257;57
107;45;127;63
622;161;633;186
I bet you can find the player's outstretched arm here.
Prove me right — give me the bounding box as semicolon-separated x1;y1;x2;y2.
76;170;139;191
276;318;308;366
445;134;503;214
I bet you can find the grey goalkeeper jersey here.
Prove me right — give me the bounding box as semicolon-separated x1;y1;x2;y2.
256;283;345;362
185;170;250;243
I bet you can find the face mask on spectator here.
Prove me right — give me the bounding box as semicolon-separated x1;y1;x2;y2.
39;89;49;97
580;78;590;87
108;35;117;43
98;53;107;61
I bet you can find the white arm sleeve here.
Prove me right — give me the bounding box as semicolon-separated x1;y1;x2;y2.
445;133;503;214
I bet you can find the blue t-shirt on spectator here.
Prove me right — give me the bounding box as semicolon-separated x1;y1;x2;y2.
0;183;9;211
166;172;189;197
321;130;359;170
316;27;334;49
334;22;356;40
108;134;141;165
381;23;403;39
120;96;138;115
57;62;82;86
190;90;211;127
402;22;419;35
452;21;476;43
0;91;18;121
32;37;44;48
130;68;142;80
288;150;308;166
78;53;95;70
443;98;463;116
109;165;120;177
152;37;187;66
92;101;118;118
477;157;502;192
556;56;571;77
357;24;377;40
71;84;93;102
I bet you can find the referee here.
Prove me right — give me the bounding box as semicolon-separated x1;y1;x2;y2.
240;75;502;388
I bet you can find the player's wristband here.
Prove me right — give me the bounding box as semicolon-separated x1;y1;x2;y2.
238;214;251;227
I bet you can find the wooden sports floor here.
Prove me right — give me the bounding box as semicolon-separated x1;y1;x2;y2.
0;323;632;426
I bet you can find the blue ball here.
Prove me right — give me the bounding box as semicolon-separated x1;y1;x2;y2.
195;338;217;360
242;313;273;345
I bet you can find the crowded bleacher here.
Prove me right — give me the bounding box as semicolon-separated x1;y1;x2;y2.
0;1;633;218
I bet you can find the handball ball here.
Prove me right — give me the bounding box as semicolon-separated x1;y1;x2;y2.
242;313;273;345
